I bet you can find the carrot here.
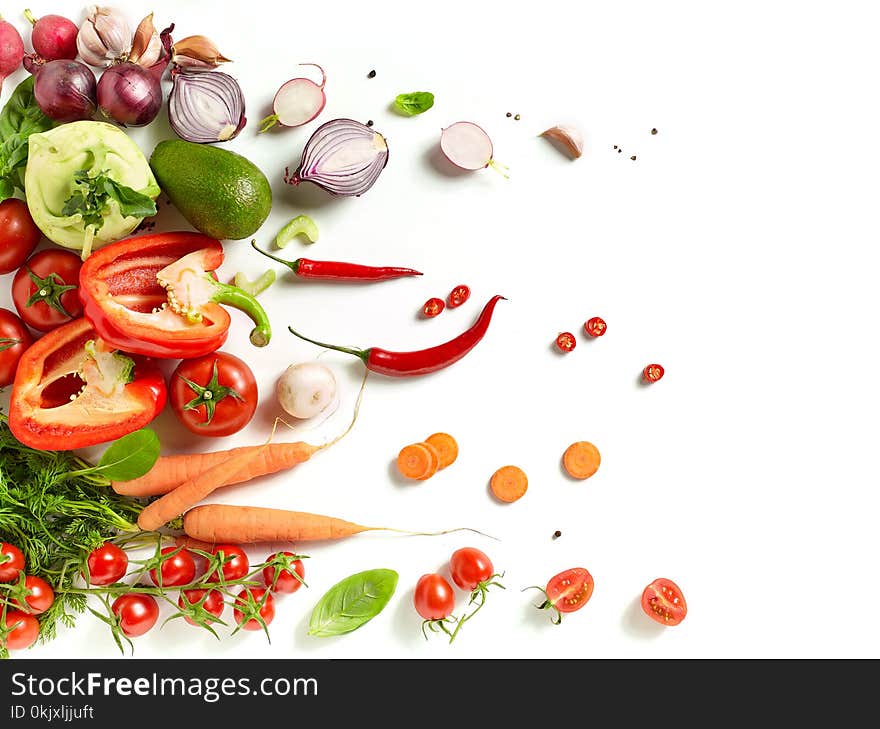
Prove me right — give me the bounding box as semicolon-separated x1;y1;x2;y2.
175;535;217;553
417;441;441;480
426;433;458;469
397;443;435;480
490;465;528;503
562;441;601;480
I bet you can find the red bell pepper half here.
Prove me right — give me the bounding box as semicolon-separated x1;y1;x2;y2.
8;318;166;450
78;232;272;359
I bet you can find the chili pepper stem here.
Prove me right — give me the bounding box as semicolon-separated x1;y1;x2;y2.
287;326;369;363
251;239;299;272
211;281;273;347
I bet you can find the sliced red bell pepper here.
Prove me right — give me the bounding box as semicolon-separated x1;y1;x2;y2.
78;232;272;359
8;318;166;450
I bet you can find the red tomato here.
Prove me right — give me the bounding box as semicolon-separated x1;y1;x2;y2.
643;364;665;383
149;547;196;587
447;285;471;308
0;199;42;275
641;578;687;626
209;545;250;582
11;250;83;332
450;547;494;591
170;352;258;437
1;610;39;650
555;332;576;352
178;589;225;626
0;309;34;387
535;568;594;623
262;552;306;594
86;543;128;586
0;543;25;583
111;594;159;637
16;575;55;615
233;588;275;631
584;317;607;337
414;573;455;620
422;297;445;318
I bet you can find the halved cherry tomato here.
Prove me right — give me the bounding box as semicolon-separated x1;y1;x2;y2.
178;588;225;626
414;573;455;620
209;545;250;582
556;332;576;352
643;364;665;383
446;285;471;309
86;543;128;585
584;317;607;337
641;577;687;626
16;576;55;615
422;297;445;318
0;199;41;275
11;249;83;332
233;588;275;631
112;594;159;637
450;547;495;591
149;547;196;587
0;309;34;388
1;609;39;650
529;567;594;624
0;543;25;583
262;552;306;594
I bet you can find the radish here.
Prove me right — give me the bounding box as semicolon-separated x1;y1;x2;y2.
276;362;338;420
24;9;78;61
0;15;24;92
259;64;327;133
440;121;508;176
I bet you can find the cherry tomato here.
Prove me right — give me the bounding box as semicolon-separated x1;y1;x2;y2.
149;547;196;587
262;552;306;594
641;577;687;626
111;594;159;637
555;332;576;352
414;573;455;620
11;249;83;332
209;545;250;582
1;609;39;650
643;363;665;383
446;285;471;308
0;309;34;388
531;568;594;624
233;588;275;631
178;589;225;626
170;352;258;437
450;547;495;591
16;576;55;615
86;543;128;586
0;199;42;275
422;297;445;318
584;317;607;337
0;543;25;583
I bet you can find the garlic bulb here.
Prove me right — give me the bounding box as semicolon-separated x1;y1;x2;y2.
76;6;131;68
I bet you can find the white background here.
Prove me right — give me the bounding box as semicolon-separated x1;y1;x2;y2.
2;0;878;659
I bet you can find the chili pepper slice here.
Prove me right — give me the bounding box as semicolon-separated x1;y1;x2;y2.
8;318;166;450
555;332;576;352
447;285;471;308
78;232;272;359
422;298;445;318
584;317;607;337
643;364;665;383
289;295;506;377
252;241;422;282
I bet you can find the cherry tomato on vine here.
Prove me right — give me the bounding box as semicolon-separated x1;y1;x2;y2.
450;547;495;591
446;285;471;308
643;364;665;383
555;332;576;352
16;576;55;615
1;610;39;650
149;547;196;587
584;317;607;337
11;249;82;332
528;568;594;624
0;199;42;275
422;297;445;318
414;573;455;620
170;352;258;437
262;552;306;594
0;309;34;388
85;543;128;586
641;578;687;626
233;588;275;631
0;543;25;583
178;589;225;626
209;545;250;582
111;594;159;637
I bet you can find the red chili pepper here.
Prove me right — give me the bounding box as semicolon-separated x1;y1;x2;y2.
8;318;166;450
555;332;576;352
289;295;506;377
584;317;607;337
447;285;471;308
422;297;445;318
252;242;422;282
643;364;665;383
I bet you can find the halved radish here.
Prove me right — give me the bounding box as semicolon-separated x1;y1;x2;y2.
259;64;327;132
439;121;507;176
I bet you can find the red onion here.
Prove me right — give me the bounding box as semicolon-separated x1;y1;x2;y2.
97;62;162;127
168;68;246;143
33;59;97;122
286;118;388;197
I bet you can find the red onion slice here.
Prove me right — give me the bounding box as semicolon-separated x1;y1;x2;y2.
288;118;388;197
169;68;246;144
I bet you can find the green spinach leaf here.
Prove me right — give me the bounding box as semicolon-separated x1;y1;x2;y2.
308;568;398;637
0;76;55;200
394;92;435;116
94;429;161;482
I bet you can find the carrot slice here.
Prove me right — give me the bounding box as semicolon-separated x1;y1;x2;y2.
563;441;601;480
426;433;458;470
397;443;434;480
490;465;528;503
417;441;441;480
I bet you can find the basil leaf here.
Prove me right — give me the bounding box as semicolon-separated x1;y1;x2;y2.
104;177;158;219
0;77;55;200
308;569;398;637
394;92;435;116
95;429;161;482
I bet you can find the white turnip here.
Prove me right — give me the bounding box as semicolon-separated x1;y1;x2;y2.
276;362;337;420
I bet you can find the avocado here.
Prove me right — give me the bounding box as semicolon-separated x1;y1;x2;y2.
149;140;272;240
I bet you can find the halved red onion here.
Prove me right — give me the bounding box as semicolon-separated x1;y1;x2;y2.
286;118;388;197
169;68;246;143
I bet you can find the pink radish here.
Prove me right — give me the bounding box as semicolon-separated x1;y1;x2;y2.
259;63;326;133
440;121;508;176
24;9;78;61
0;14;24;92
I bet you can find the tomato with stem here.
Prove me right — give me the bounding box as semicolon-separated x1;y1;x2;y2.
262;552;307;594
233;588;275;631
86;543;128;586
526;568;594;624
641;578;687;626
111;594;159;637
0;199;42;275
0;309;34;388
445;548;504;643
178;589;225;626
209;545;250;583
414;573;457;639
0;543;25;583
1;610;39;650
149;547;196;587
11;250;83;332
16;576;55;615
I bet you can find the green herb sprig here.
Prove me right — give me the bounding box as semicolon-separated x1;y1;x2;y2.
61;170;158;233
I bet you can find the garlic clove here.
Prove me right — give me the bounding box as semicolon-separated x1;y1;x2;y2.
129;13;162;67
541;124;584;159
77;5;131;67
172;35;231;68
